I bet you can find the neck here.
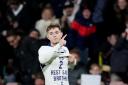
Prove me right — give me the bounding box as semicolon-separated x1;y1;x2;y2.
50;43;57;47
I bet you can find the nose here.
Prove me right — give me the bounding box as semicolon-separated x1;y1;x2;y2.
52;33;57;37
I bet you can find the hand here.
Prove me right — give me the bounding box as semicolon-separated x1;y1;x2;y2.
59;34;67;46
61;15;67;23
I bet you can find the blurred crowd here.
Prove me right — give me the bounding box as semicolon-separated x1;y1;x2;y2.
0;0;128;85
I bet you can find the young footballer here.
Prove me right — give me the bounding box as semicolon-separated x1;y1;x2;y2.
38;24;76;85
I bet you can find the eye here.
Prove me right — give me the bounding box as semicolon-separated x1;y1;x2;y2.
55;31;59;34
49;32;53;35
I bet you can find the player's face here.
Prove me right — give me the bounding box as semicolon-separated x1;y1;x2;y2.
47;27;63;45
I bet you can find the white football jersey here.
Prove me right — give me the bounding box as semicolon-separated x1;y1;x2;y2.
38;43;70;85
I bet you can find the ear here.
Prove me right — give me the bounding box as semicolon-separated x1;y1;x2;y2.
47;34;50;40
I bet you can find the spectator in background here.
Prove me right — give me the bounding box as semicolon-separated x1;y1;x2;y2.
61;0;82;27
71;7;96;41
70;7;97;64
0;34;14;79
68;48;85;85
89;64;105;85
6;30;41;84
111;28;128;83
34;77;45;85
89;64;101;75
96;34;117;84
29;29;49;50
61;1;74;32
113;0;128;35
35;6;59;39
61;0;82;35
29;29;40;40
7;0;34;35
97;34;118;66
34;73;45;85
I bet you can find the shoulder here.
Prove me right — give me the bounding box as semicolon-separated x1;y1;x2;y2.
62;46;69;50
38;46;52;53
36;20;44;25
61;46;69;53
54;19;59;23
52;18;59;23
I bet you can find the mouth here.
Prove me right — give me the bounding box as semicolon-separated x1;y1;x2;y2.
54;38;58;40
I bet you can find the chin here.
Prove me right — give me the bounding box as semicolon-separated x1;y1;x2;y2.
53;42;59;44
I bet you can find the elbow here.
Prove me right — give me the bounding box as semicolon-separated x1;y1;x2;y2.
39;57;45;64
39;55;48;64
38;52;54;64
38;46;56;64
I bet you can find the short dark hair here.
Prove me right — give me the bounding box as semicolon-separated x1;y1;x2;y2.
7;0;22;5
29;28;40;37
34;72;45;80
63;1;74;9
6;30;19;37
70;48;80;57
90;63;101;70
46;24;62;32
42;6;54;14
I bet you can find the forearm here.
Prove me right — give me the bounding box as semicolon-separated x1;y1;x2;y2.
38;43;61;64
